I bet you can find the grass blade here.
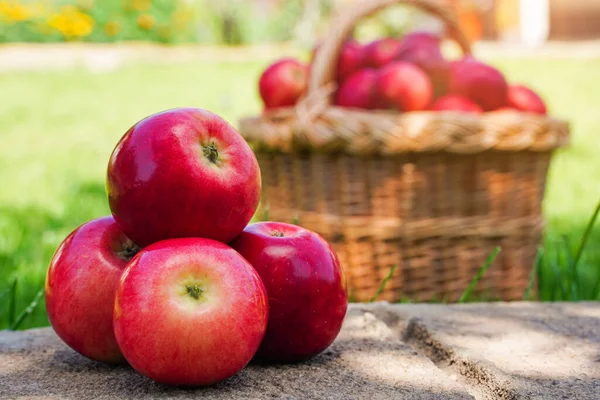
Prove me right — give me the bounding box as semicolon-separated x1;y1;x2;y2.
552;247;567;300
459;247;501;303
537;245;548;300
262;207;269;221
561;235;578;300
370;264;398;303
11;287;44;331
291;215;299;225
8;278;18;327
524;248;543;301
571;198;600;296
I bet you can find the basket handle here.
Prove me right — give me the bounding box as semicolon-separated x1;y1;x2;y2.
308;0;472;98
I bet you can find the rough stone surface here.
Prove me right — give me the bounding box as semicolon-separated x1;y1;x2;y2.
0;306;471;400
2;302;599;399
363;302;600;400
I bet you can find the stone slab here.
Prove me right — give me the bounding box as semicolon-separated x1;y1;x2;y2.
3;302;599;399
0;306;471;400
363;302;600;400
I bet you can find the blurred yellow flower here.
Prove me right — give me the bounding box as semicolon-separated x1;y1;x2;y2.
0;1;32;22
104;20;121;36
132;0;151;12
137;14;155;30
48;5;94;38
171;8;192;26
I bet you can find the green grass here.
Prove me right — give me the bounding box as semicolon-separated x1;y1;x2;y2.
1;56;600;330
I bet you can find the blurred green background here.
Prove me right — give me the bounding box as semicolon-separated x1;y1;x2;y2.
1;0;600;330
2;57;600;329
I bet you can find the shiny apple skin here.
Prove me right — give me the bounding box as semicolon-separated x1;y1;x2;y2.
448;58;508;111
334;69;378;109
507;84;547;115
113;238;269;386
259;58;308;110
375;61;433;112
230;222;348;363
45;216;139;364
431;94;483;114
106;108;261;247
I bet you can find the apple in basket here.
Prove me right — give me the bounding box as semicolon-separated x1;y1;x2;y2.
113;238;268;386
401;31;442;48
448;57;509;111
375;61;433;112
45;216;140;364
363;37;404;68
334;40;366;83
311;40;366;83
230;222;348;362
106;107;261;247
334;68;379;109
395;32;449;96
431;94;483;114
506;84;547;115
259;58;308;110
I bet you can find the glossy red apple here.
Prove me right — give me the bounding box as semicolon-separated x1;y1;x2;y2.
364;37;403;68
375;61;433;111
113;238;268;386
507;84;547;114
431;94;483;114
334;68;378;109
402;31;442;47
230;222;348;362
335;40;365;83
107;108;261;247
312;40;365;84
259;58;308;110
395;34;449;96
45;216;140;364
448;58;508;110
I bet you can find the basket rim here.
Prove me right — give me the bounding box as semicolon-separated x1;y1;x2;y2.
239;107;570;155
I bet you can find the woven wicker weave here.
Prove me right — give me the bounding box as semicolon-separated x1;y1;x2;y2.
239;0;570;302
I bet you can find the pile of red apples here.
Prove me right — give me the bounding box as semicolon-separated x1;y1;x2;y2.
259;31;547;115
45;108;348;386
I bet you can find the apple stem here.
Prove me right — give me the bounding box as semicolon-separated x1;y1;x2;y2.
119;243;141;261
271;230;285;237
186;284;203;300
203;142;219;164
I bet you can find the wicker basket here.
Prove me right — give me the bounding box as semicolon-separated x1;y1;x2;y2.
239;0;569;302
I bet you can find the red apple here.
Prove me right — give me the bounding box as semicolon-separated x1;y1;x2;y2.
431;94;483;114
230;222;348;362
336;40;365;83
402;31;442;47
311;40;365;84
364;38;403;68
507;84;547;114
448;58;508;111
334;68;378;109
45;216;140;364
113;238;268;386
375;61;433;111
107;108;261;247
395;36;449;96
259;58;308;109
